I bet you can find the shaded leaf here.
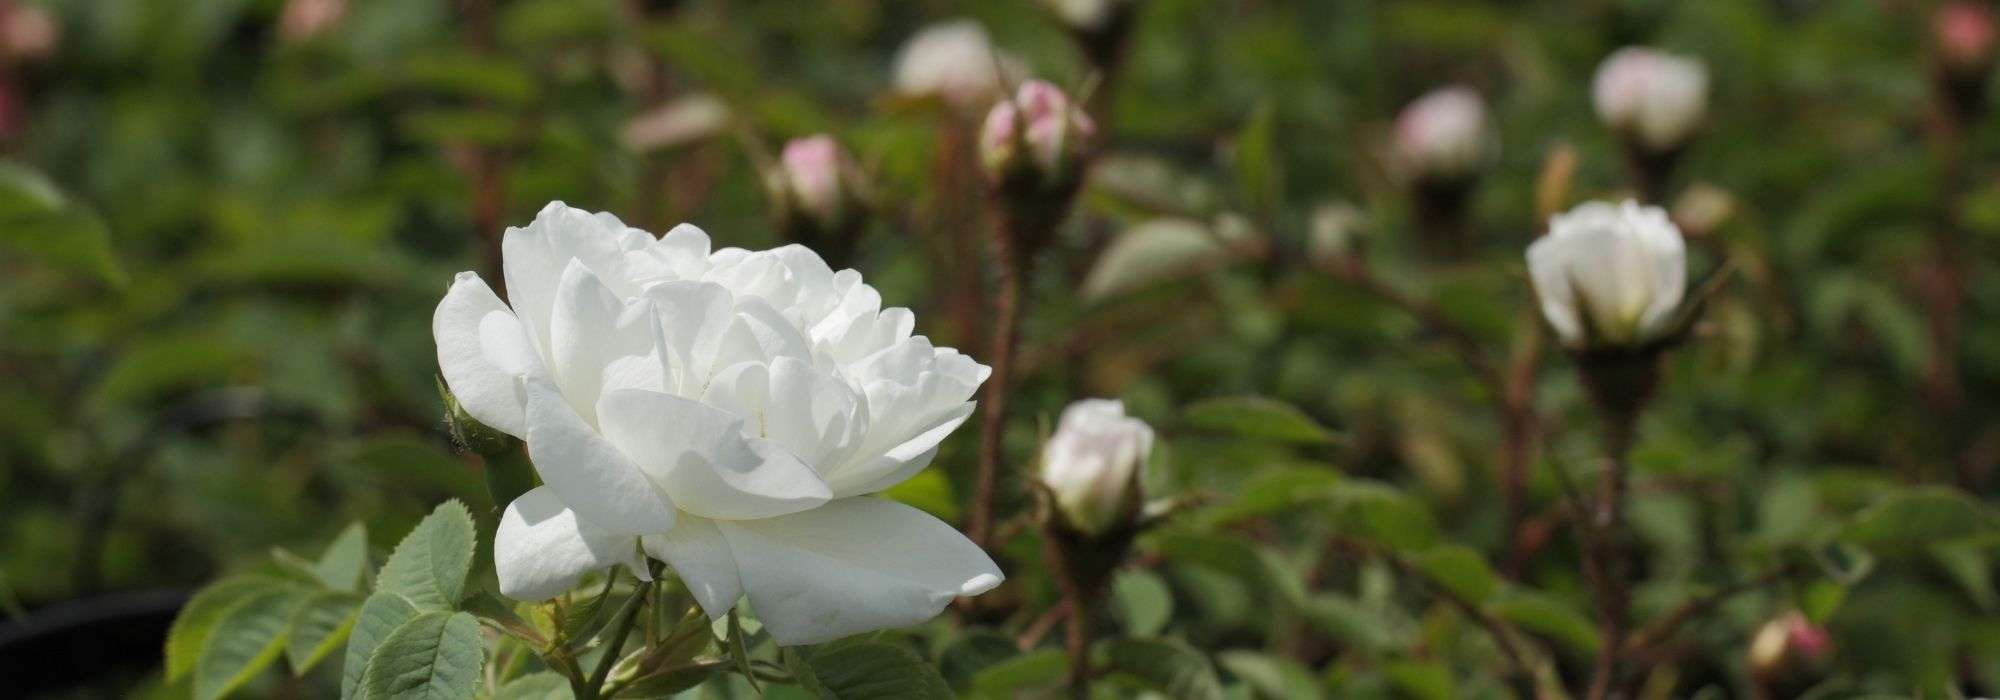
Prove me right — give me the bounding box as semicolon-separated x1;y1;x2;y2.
314;523;370;592
0;162;124;286
1413;545;1499;604
1182;396;1337;445
495;672;574;700
286;591;362;675
1488;591;1599;657
166;576;290;682
194;587;307;700
789;641;953;700
358;611;485;700
1101;638;1223;700
1111;569;1175;638
969;649;1067;698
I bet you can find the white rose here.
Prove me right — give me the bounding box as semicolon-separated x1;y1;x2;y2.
1394;85;1491;181
1526;200;1687;348
435;202;1001;645
1039;399;1154;535
893;20;1024;110
1593;47;1708;153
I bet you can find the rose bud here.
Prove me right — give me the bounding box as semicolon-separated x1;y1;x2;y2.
979;79;1097;188
1528;199;1690;418
894;20;1024;111
1039;399;1154;537
1593;47;1708;155
765;135;868;266
1934;1;1996;124
0;2;59;61
1528;199;1687;350
1394;85;1492;183
279;0;345;43
1749;611;1834;698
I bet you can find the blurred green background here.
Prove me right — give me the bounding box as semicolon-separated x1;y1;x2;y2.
4;0;2000;697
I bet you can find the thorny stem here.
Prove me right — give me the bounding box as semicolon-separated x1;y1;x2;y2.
1585;409;1639;700
579;576;656;700
970;221;1028;552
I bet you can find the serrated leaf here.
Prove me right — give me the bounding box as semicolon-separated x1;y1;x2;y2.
315;523;370;592
1182;396;1337;445
1102;638;1223;700
789;641;953;700
359;611;485;700
343;593;422;700
495;672;574;700
286;592;362;675
1413;545;1499;604
167;576;291;681
194;587;309;700
1111;569;1174;638
377;500;477;611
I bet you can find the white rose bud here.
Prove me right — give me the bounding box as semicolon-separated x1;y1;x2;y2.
1039;399;1154;536
1593;47;1708;153
436;202;1001;645
1526;200;1687;348
979;80;1097;184
1394;85;1491;182
894;20;1024;110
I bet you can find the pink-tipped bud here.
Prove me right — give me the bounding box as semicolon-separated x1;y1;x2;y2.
979;80;1096;185
0;3;59;61
779;135;847;227
1593;47;1708;154
1937;1;1997;72
279;0;346;43
1394;85;1491;182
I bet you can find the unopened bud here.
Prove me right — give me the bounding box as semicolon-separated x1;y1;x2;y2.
766;135;868;267
1750;611;1834;696
1394;85;1491;183
894;20;1024;111
1937;1;1997;73
980;80;1097;186
1593;47;1708;154
1039;399;1154;537
1;3;59;61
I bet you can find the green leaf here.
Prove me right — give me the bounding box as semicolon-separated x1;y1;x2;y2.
358;611;485;700
1182;396;1337;445
1217;651;1321;700
1234;102;1280;215
342;593;423;700
1111;569;1174;638
1197;466;1343;527
315;523;370;592
1932;536;1999;611
495;672;575;700
0;162;125;286
194;587;308;700
377;500;478;611
1383;660;1456;700
1413;545;1499;604
1328;481;1439;550
937;631;1019;690
286;592;362;675
1101;638;1223;700
789;641;953;700
969;649;1067;698
614;661;724;698
1841;487;1998;555
167;576;290;681
1488;591;1599;657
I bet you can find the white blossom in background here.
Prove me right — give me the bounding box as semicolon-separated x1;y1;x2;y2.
1039;399;1154;535
1527;200;1686;348
1593;48;1708;153
1044;0;1122;32
1394;85;1490;181
435;202;1000;645
979;80;1096;178
893;20;1024;110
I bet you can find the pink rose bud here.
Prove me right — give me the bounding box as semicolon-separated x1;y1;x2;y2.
1394;85;1490;182
979;80;1096;182
1593;47;1709;153
0;3;59;61
1937;1;1997;71
780;135;846;226
279;0;346;43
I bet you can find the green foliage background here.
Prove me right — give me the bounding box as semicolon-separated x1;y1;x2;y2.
3;0;2000;697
